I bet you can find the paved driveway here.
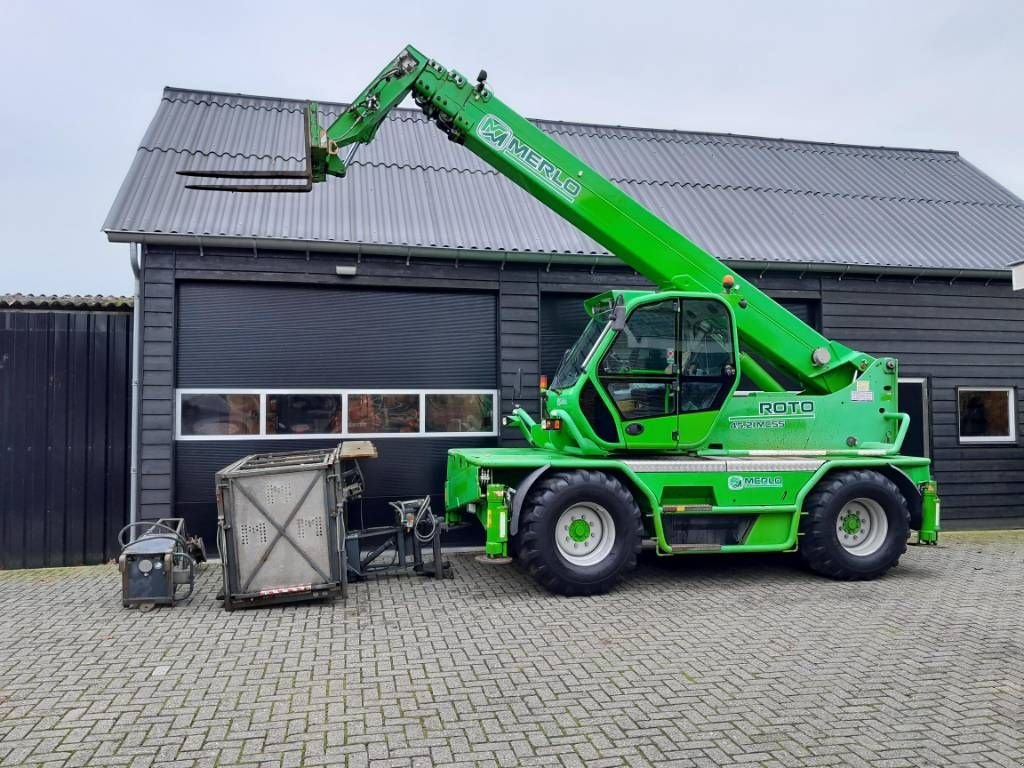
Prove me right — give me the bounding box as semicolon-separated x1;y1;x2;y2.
1;533;1021;768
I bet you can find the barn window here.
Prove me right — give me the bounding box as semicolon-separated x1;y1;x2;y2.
175;390;497;439
957;387;1016;443
425;393;495;433
265;394;342;436
178;392;261;437
348;394;420;434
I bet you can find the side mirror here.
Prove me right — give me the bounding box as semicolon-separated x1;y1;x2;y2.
611;301;626;330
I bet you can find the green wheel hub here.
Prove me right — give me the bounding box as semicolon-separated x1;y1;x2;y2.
556;502;617;567
568;518;592;543
835;497;888;556
840;512;862;535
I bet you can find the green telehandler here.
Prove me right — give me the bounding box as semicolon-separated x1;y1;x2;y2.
181;46;940;595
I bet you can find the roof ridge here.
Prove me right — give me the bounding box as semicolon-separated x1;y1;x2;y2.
163;94;305;115
614;177;1024;210
537;119;960;157
543;124;962;163
1;293;134;310
161;87;961;159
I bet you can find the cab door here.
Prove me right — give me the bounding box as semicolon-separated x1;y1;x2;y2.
676;298;738;449
597;299;680;449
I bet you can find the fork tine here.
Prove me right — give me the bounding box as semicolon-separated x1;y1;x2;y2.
183;179;313;192
178;100;320;192
177;169;310;180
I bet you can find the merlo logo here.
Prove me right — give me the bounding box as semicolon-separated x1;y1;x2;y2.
477;115;512;151
727;475;783;491
474;113;581;202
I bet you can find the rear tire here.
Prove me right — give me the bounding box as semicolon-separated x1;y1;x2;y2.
799;469;910;580
519;470;642;596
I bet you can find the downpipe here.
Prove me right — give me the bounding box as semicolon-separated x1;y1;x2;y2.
129;244;142;527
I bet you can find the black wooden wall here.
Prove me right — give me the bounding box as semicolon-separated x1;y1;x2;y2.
0;308;132;568
135;244;1024;536
819;274;1024;527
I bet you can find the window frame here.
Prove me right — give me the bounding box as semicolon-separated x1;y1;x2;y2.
175;388;498;441
596;297;738;421
677;297;737;415
175;389;263;440
956;386;1017;445
423;392;498;435
265;391;346;438
597;298;679;422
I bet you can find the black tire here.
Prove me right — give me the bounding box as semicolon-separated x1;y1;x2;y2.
799;469;910;580
506;531;520;560
518;470;642;596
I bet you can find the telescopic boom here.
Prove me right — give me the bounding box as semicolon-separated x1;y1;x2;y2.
181;45;865;395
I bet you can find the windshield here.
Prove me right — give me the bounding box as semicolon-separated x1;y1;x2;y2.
550;313;609;390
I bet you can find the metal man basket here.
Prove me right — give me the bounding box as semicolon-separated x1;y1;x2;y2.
215;442;374;610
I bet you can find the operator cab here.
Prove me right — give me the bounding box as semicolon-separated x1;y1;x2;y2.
550;292;740;451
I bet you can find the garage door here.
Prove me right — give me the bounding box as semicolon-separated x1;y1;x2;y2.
174;281;497;546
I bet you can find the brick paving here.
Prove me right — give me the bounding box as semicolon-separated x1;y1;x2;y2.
0;532;1022;767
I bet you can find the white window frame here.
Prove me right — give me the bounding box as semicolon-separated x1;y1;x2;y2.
175;388;499;441
956;386;1017;444
174;389;264;441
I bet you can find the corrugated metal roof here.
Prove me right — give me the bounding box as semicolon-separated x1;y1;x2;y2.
103;86;1024;273
0;294;133;310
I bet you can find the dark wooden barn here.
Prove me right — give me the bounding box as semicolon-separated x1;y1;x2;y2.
16;86;1024;567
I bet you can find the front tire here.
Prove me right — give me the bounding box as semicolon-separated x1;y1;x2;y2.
799;469;910;580
519;470;642;596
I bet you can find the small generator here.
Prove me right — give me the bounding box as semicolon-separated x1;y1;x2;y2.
118;518;204;608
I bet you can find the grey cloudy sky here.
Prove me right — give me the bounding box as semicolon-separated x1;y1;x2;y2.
2;0;1022;296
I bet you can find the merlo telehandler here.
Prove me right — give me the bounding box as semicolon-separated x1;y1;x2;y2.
181;46;940;595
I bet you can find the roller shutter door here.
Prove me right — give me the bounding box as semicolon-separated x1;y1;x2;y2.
174;281;497;545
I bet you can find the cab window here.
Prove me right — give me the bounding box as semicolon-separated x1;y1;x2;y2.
679;300;735;413
599;300;677;420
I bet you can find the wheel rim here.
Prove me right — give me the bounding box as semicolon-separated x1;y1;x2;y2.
835;497;888;556
556;502;616;567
